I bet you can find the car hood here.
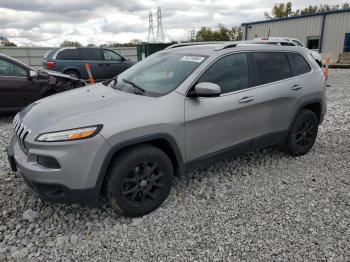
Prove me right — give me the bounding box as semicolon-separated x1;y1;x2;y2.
42;70;80;81
19;83;154;133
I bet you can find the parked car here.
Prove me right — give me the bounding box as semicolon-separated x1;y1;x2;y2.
42;47;136;81
7;43;327;217
0;54;86;113
253;37;323;66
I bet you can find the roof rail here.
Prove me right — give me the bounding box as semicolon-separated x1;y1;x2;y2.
165;41;227;50
214;42;239;51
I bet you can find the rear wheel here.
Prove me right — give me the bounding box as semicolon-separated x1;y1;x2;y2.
105;145;174;217
284;109;319;156
64;70;80;79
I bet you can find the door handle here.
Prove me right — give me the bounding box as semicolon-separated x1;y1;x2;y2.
105;63;110;66
98;63;104;66
291;84;302;91
239;96;254;103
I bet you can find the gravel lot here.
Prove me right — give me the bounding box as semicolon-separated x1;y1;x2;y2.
0;69;349;261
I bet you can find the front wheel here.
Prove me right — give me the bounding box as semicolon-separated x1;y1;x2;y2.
105;145;174;217
284;109;319;156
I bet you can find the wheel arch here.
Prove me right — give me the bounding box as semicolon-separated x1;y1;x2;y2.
63;67;81;78
95;133;185;197
289;99;323;132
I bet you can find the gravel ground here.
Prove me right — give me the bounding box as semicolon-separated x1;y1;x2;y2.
0;69;349;261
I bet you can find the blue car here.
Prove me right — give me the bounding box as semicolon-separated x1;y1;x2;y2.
43;47;136;81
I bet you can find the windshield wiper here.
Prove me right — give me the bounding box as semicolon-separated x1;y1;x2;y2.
122;78;145;95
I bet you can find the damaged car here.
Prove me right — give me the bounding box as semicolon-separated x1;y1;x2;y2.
0;54;86;113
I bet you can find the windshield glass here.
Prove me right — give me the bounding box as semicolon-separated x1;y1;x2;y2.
109;52;207;97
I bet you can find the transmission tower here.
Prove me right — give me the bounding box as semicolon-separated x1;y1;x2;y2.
148;11;155;43
156;7;165;43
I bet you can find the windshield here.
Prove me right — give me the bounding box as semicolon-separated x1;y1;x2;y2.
109;52;207;97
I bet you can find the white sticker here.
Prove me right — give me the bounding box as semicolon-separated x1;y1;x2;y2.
180;56;205;63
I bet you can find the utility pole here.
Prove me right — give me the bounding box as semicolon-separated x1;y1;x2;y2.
148;11;155;43
156;7;165;43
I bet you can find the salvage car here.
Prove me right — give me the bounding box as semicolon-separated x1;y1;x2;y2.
7;43;326;217
0;54;86;113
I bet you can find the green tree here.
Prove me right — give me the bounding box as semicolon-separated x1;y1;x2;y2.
1;40;17;46
196;26;242;42
265;2;350;19
60;40;82;47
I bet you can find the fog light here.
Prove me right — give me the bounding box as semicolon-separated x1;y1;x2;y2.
37;155;61;169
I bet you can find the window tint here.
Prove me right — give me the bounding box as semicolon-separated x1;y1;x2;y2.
280;42;295;46
56;49;81;60
0;59;27;77
253;52;291;85
287;53;311;76
198;53;249;94
80;48;103;61
103;50;122;61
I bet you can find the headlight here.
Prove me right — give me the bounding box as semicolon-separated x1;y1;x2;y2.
36;125;102;142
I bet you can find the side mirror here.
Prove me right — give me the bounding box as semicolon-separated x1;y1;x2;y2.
28;70;38;79
188;82;221;98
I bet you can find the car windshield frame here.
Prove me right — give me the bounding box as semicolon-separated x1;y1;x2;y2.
109;52;208;97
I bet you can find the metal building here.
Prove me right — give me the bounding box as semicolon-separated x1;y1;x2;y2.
242;9;350;62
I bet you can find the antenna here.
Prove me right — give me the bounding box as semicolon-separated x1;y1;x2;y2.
156;7;165;43
148;11;155;43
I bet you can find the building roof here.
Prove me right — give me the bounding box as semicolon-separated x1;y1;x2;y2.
242;8;350;26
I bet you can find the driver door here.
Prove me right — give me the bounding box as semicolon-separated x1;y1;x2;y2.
0;57;40;110
184;53;258;164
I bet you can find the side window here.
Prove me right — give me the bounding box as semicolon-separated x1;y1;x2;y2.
0;59;27;77
56;49;81;60
80;49;103;61
197;53;249;94
287;53;311;76
253;52;291;85
280;42;295;46
103;50;122;61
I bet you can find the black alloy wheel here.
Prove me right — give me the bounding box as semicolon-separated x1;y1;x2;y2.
284;109;319;156
122;161;165;207
105;144;173;217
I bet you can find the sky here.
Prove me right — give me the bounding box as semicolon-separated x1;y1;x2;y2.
0;0;347;46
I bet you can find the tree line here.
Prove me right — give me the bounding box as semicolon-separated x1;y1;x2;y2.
265;2;350;19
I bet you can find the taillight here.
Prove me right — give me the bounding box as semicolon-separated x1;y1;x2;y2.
47;61;56;69
260;37;269;40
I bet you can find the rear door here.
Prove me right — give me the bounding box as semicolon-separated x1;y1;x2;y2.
252;52;311;144
80;48;105;80
102;49;127;78
0;57;40;110
185;53;258;163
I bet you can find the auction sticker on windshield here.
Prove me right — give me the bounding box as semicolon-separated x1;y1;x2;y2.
180;56;205;63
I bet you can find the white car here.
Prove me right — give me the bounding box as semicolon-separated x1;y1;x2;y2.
253;37;323;66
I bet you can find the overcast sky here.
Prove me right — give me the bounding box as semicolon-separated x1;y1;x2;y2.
0;0;347;46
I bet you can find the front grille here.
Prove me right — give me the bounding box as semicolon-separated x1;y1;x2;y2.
13;114;31;152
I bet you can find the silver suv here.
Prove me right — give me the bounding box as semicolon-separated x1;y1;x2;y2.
7;42;327;217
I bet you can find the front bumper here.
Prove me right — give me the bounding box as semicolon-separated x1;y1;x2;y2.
7;134;111;205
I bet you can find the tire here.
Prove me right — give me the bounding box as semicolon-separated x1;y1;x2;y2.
105;144;174;217
284;109;319;156
64;70;80;79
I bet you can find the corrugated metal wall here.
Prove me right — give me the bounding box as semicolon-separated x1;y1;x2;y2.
243;11;350;62
0;47;137;69
322;12;350;60
245;16;323;46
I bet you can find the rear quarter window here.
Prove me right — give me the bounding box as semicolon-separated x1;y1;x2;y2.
56;49;81;60
81;49;104;61
252;52;291;86
287;53;311;76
